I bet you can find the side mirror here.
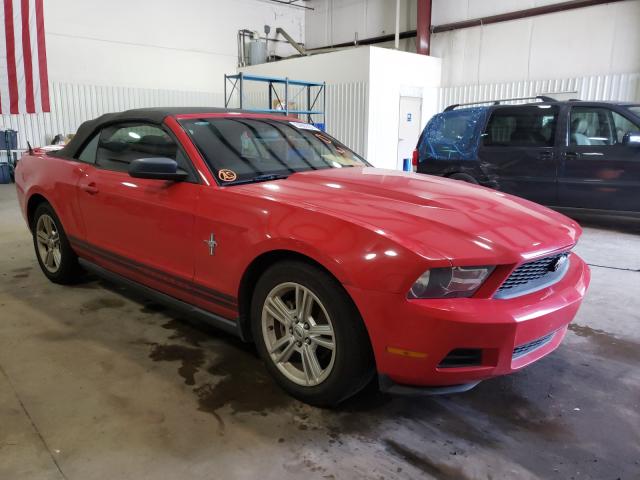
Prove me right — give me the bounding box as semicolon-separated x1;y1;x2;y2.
622;131;640;147
128;157;189;181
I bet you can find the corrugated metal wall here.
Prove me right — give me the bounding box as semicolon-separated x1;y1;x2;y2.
0;82;223;149
1;73;637;155
325;82;368;156
438;72;640;110
0;80;370;158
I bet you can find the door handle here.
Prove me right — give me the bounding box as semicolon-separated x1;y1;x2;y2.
564;151;581;160
82;182;99;194
538;151;554;160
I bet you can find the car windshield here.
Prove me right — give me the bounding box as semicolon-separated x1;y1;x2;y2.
179;117;368;185
627;106;640;118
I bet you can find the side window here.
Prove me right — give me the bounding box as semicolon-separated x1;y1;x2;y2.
611;111;640;144
77;134;99;164
482;106;558;147
96;124;180;173
569;107;616;146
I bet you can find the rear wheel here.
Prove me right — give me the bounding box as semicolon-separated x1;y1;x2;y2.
449;172;479;184
251;261;374;406
32;203;81;284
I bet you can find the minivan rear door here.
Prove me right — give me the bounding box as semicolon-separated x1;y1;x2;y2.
558;105;640;213
478;105;559;205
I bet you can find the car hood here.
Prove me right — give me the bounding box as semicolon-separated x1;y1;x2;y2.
234;167;581;264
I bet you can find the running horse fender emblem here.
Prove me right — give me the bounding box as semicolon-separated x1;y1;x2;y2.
204;233;218;256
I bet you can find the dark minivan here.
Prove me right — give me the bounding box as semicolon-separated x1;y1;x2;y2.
415;97;640;218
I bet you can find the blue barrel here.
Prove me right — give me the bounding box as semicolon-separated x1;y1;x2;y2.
402;158;412;172
0;130;17;150
0;163;11;184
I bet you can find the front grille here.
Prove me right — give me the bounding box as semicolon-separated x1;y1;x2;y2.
495;251;570;299
438;349;483;368
512;331;556;359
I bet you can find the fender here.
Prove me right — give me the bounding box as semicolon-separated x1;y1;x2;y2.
17;153;87;239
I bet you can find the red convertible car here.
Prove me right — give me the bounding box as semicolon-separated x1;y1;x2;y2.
15;108;590;405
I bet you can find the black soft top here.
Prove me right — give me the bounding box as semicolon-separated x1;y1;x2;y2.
53;107;238;158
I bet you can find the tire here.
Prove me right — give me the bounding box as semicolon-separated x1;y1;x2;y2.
449;172;479;185
32;202;82;284
251;260;375;407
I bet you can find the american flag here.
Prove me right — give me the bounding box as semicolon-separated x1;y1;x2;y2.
0;0;49;114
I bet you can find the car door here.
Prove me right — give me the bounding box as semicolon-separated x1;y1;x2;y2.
74;122;201;300
477;105;559;205
558;105;640;213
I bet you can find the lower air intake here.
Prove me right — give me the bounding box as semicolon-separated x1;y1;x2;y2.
512;331;556;360
438;349;483;368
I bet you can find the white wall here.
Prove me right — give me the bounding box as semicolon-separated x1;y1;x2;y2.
432;0;640;86
45;0;305;93
239;47;370;83
306;0;417;48
305;0;640;87
367;47;441;169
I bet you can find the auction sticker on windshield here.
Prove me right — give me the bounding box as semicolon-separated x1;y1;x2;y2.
218;169;237;182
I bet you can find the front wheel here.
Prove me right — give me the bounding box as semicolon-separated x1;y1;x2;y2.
251;261;374;406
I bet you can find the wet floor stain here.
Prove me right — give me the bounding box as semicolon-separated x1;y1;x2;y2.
569;323;640;364
384;439;470;480
81;297;126;312
146;316;293;416
452;381;568;438
12;273;28;278
140;302;168;314
70;279;102;290
161;319;206;347
11;266;32;273
194;349;292;416
149;344;205;386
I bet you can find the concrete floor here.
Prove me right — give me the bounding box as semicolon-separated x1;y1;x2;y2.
0;183;639;480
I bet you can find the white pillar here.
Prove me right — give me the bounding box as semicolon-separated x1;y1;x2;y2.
395;0;400;49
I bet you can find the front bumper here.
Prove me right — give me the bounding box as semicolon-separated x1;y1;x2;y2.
347;253;590;388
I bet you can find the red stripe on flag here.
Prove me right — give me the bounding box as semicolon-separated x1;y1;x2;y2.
35;0;49;112
21;0;35;113
4;0;19;114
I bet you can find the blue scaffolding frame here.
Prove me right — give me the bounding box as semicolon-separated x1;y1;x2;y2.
224;73;326;127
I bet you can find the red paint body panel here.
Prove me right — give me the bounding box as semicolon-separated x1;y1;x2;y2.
14;112;591;389
347;252;589;386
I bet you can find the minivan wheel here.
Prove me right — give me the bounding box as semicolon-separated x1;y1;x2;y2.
32;203;81;284
449;172;479;184
251;261;375;406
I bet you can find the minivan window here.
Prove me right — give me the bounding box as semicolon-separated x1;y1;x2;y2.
483;106;558;147
611;111;640;143
569;107;616;146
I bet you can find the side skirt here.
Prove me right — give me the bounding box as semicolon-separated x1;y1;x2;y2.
79;258;247;341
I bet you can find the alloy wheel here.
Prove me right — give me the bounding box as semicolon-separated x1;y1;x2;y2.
261;282;336;387
35;214;62;273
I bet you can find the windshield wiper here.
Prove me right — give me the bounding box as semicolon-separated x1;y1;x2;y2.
226;173;290;186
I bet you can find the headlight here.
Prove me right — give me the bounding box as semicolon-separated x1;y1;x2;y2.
408;266;494;299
